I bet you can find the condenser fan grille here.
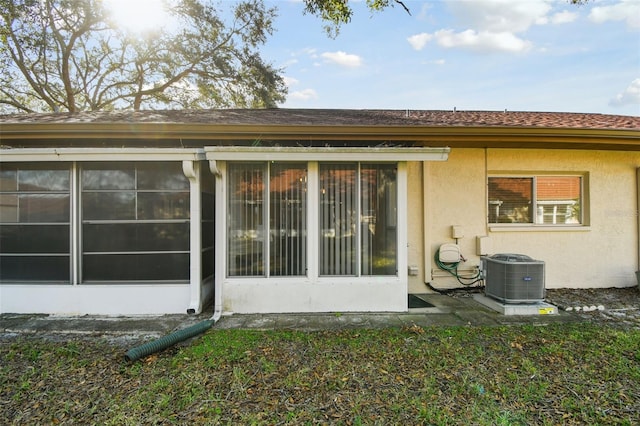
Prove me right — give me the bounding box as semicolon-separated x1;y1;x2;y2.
481;254;545;304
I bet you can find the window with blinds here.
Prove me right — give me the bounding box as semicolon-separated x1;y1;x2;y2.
270;164;307;276
227;163;307;277
320;164;357;275
361;165;397;275
488;176;582;225
319;163;397;276
227;162;398;278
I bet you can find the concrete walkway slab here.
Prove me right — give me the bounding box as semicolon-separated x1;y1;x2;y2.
1;294;581;343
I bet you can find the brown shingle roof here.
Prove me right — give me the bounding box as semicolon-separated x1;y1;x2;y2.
1;108;638;130
1;109;639;151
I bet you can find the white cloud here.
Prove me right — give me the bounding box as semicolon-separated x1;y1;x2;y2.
410;0;568;55
433;29;532;53
407;33;433;51
589;0;640;29
283;76;317;102
609;78;640;107
446;0;552;33
320;51;363;68
550;10;577;25
282;58;299;68
300;47;317;57
283;76;299;87
288;88;318;101
419;59;446;66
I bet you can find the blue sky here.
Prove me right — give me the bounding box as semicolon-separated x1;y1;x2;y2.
262;0;640;116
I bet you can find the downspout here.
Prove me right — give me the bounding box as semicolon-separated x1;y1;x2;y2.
423;160;433;288
183;160;203;315
124;160;223;362
210;159;223;323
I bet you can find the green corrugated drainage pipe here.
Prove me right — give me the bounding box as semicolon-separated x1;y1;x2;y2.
125;319;215;362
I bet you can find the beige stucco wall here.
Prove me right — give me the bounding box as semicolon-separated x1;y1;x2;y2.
406;162;426;293
407;148;640;291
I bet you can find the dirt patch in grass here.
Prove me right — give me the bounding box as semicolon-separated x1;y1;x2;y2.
546;287;640;329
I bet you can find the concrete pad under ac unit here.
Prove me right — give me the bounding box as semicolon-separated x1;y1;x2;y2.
473;294;558;316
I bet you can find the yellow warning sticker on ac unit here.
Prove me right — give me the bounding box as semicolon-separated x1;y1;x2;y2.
538;307;555;315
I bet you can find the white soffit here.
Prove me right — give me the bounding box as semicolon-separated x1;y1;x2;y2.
204;146;450;162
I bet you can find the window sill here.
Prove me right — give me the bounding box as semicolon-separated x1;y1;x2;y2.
489;225;590;232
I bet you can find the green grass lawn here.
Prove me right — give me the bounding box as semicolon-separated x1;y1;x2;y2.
1;323;639;425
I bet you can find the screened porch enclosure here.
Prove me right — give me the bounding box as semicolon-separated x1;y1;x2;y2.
209;147;425;314
206;145;449;312
0;159;215;287
0;152;216;315
0;144;447;315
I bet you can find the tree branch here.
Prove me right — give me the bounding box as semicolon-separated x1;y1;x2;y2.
394;0;411;16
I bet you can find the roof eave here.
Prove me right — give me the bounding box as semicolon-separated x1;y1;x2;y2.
1;123;638;150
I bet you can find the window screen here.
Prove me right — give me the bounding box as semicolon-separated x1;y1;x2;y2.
0;164;71;282
81;162;190;282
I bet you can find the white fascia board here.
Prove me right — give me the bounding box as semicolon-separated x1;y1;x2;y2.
0;147;205;162
204;146;450;162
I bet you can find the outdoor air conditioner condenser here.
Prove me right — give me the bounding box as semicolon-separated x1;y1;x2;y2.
481;254;545;304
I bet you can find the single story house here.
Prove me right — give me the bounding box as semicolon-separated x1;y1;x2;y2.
1;109;639;316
